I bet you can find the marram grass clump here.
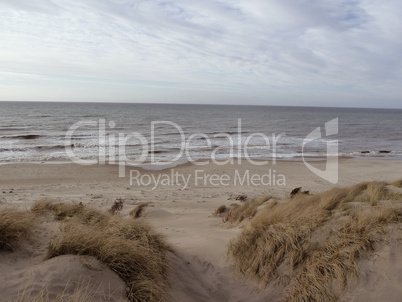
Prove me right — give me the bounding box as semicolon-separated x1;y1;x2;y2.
9;278;119;302
129;202;149;219
213;205;228;216
227;180;402;302
223;195;272;224
31;199;86;220
0;208;36;251
33;200;171;302
31;199;109;225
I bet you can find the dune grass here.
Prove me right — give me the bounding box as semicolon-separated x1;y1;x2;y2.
129;202;149;219
284;206;401;302
31;199;86;220
46;219;170;302
222;195;272;224
31;199;108;225
32;200;171;302
108;198;124;215
227;180;402;302
213;205;227;216
11;279;118;302
392;179;402;188
0;208;36;251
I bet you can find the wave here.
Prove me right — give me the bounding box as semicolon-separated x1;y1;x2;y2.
0;148;25;152
0;144;68;152
201;131;252;136
334;150;402;158
35;145;67;151
148;150;166;154
2;134;42;140
359;150;396;155
0;127;33;131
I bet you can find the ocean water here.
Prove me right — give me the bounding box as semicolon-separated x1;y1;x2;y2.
0;101;401;164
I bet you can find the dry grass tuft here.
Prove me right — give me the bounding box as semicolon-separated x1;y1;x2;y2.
228;180;402;302
235;194;247;201
31;199;86;221
290;187;311;198
31;200;108;225
46;206;170;302
353;181;401;205
0;208;36;251
30;198;55;214
365;181;388;205
108;198;124;215
214;205;227;216
391;179;402;188
223;195;271;224
129;202;149;219
228;223;308;283
10;279;118;302
285;206;402;302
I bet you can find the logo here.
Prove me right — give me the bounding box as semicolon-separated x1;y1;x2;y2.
302;118;338;184
63;118;339;185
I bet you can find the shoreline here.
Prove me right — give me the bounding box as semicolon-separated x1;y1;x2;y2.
1;152;402;170
1;157;401;198
0;153;395;169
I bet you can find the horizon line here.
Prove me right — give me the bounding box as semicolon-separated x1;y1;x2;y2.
0;99;401;111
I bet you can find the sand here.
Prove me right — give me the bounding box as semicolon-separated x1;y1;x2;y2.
0;158;401;301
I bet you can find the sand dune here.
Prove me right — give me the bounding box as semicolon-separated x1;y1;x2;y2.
0;159;401;301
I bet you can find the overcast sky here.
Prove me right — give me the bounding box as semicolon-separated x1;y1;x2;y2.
1;0;401;108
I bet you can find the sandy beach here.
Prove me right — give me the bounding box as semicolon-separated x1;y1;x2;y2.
0;158;401;301
2;0;402;300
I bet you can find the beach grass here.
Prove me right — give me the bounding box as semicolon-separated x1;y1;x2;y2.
31;200;171;302
227;180;402;302
392;179;402;188
223;195;272;224
10;279;117;302
31;199;86;220
214;205;228;216
129;202;149;218
0;208;36;251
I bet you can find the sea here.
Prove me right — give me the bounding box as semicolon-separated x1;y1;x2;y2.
0;101;401;166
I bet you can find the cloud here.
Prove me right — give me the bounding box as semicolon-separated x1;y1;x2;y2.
0;0;401;107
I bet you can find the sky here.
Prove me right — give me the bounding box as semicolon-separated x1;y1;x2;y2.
0;0;401;108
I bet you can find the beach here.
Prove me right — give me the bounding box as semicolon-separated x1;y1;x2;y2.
2;0;402;300
1;158;401;301
2;159;401;214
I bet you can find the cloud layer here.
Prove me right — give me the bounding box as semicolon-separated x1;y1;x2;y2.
1;0;401;107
